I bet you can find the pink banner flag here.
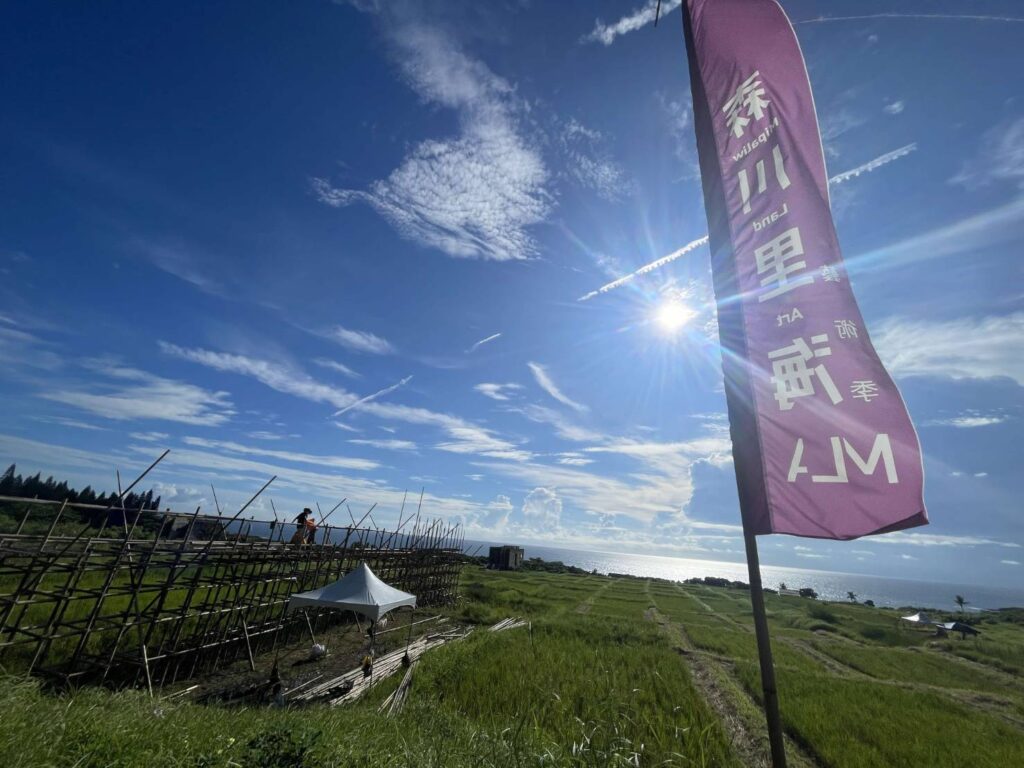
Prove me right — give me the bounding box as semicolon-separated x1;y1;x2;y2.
682;0;927;539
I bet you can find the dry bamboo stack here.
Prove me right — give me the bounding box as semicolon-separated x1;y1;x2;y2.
488;617;528;632
291;627;474;707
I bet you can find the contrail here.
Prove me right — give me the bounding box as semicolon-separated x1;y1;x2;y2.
577;141;917;302
332;375;413;417
797;14;1024;26
828;143;917;185
577;236;709;302
467;332;501;353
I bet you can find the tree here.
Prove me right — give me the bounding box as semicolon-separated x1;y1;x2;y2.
847;591;857;602
955;595;968;613
0;463;15;494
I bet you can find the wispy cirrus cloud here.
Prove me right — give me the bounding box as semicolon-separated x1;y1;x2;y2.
581;0;680;46
134;240;223;296
874;313;1024;386
160;342;358;411
528;362;588;413
924;413;1008;429
467;333;501;353
951;116;1024;190
474;382;522;402
559;118;633;200
182;436;379;472
162;341;530;462
313;21;550;261
43;362;234;426
348;438;417;451
796;13;1024;27
328;326;394;355
313;358;361;378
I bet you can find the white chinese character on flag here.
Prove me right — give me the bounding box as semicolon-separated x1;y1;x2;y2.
722;71;770;138
769;334;843;410
850;380;879;402
820;265;841;283
755;227;814;302
834;319;858;339
738;144;791;214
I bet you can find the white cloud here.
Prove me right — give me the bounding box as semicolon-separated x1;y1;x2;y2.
135;240;223;296
34;416;108;431
181;436;380;472
798;14;1024;26
161;342;529;463
828;143;916;185
313;24;549;261
924;414;1007;429
474;382;523;402
883;100;905;115
656;93;699;178
348;438;417;451
333;375;413;417
467;333;501;353
1002;560;1021;566
559;118;633;200
513;404;605;443
245;430;294;441
582;0;681;46
527;362;588;413
522;487;562;530
952;116;1024;190
875;532;1020;549
557;452;594;467
161;342;358;410
44;364;234;426
850;196;1024;273
328;326;394;355
874;313;1024;385
313;358;361;379
130;431;170;442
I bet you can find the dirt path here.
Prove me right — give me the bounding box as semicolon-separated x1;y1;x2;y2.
574;578;611;615
645;593;821;768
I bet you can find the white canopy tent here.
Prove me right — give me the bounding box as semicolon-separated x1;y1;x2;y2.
287;562;416;623
899;612;934;625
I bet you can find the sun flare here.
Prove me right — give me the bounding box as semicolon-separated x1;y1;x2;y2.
653;300;697;335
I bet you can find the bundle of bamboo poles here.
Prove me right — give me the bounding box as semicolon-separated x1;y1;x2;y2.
488;617;528;632
291;627;473;707
378;662;416;716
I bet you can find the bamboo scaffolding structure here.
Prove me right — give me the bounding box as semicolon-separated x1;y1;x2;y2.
0;490;464;690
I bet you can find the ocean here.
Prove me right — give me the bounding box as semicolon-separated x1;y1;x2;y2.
467;541;1024;611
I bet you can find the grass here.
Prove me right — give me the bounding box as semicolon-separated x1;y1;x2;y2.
1;566;1022;767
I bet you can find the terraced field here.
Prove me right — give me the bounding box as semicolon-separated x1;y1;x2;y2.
1;565;1021;767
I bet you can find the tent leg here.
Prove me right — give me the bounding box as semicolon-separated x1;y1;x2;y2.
303;610;317;644
405;607;415;652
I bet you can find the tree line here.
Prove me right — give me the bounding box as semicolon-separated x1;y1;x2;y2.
0;464;162;511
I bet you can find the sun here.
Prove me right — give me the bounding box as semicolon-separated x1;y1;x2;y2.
653;299;697;335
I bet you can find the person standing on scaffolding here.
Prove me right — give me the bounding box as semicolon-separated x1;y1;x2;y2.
291;507;316;545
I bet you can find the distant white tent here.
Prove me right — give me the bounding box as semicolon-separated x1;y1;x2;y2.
899;612;934;625
287;562;416;623
939;621;980;637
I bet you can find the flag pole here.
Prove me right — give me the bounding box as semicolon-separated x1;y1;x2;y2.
741;526;787;768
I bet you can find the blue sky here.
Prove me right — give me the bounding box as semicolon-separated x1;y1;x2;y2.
1;1;1021;586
